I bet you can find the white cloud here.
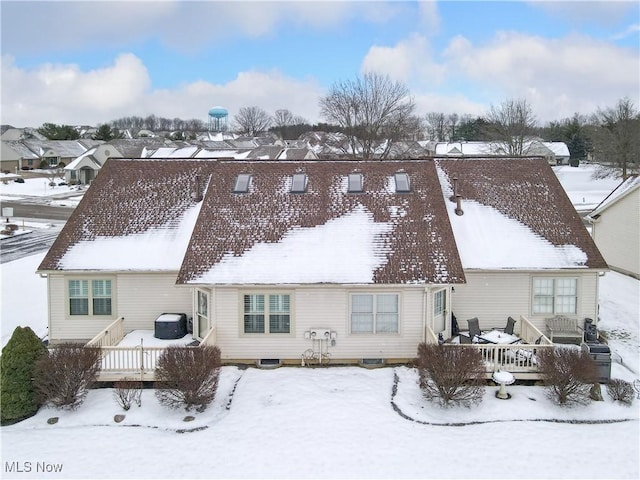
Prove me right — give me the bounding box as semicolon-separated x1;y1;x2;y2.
361;34;447;85
442;31;640;121
0;54;324;127
417;0;440;32
1;1;399;55
611;23;640;40
528;0;638;26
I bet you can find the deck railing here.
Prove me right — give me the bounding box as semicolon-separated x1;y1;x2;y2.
200;327;217;347
87;317;125;347
519;315;553;345
426;320;550;379
91;323;218;381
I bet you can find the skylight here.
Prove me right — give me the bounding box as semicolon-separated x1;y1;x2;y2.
348;173;363;193
233;173;251;193
291;173;307;193
394;172;410;193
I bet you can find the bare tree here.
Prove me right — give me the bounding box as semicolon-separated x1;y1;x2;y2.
233;106;272;136
447;113;460;141
425;112;447;141
319;72;415;159
484;98;538;155
590;97;640;179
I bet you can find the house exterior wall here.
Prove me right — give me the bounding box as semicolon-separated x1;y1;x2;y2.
47;272;191;343
451;270;600;333
208;285;429;363
592;190;640;278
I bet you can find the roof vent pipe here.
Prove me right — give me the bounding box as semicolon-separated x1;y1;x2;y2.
449;177;458;202
455;194;464;216
192;174;203;202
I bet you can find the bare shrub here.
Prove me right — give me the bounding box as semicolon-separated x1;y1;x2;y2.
607;379;634;405
34;343;101;410
154;345;221;412
415;343;485;407
113;378;143;410
537;347;598;406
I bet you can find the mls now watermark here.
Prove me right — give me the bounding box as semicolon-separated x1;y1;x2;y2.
5;461;64;474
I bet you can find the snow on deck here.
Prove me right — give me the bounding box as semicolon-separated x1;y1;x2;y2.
193;205;393;284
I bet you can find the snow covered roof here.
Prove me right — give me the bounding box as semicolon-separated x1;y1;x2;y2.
436;158;606;270
38;157;606;282
588;175;640;218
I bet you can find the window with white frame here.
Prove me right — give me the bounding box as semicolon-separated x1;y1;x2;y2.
68;279;112;316
533;278;577;315
243;293;290;334
350;293;398;333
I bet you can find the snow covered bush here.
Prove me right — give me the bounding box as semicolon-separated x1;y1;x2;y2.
537;347;599;406
154;345;221;412
113;378;143;410
606;379;634;405
0;326;48;424
34;343;101;410
415;343;485;407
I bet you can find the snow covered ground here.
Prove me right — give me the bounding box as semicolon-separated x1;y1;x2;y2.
1;162;638;479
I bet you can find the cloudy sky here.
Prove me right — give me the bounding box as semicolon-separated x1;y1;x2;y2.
1;0;638;128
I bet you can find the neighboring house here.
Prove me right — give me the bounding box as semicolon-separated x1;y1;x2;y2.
1;140;40;171
64;144;124;184
276;148;318;160
431;141;571;164
587;176;640;279
246;145;284;160
38;157;606;368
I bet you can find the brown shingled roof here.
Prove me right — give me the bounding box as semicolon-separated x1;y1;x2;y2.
436;158;608;269
38;159;218;271
178;160;465;285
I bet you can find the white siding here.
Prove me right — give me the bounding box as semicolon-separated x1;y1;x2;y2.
47;272;191;342
592;189;640;278
452;271;600;333
213;286;426;362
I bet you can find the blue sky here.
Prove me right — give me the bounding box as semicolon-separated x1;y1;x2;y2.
1;1;638;128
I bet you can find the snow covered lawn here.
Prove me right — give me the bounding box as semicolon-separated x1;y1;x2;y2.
2;365;638;479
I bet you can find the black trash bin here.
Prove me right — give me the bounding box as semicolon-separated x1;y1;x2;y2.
581;342;611;383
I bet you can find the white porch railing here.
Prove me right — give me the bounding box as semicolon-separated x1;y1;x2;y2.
519;315;553;345
87;317;125;347
89;322;219;381
200;327;216;347
425;321;550;379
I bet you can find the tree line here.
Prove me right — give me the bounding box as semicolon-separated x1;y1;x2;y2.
34;72;638;178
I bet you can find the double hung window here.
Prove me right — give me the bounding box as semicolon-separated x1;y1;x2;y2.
243;293;290;334
68;279;112;316
533;278;577;315
351;293;399;333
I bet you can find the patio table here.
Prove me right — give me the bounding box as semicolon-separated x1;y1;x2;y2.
479;330;520;344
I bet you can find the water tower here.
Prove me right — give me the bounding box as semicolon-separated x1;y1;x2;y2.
208;106;229;132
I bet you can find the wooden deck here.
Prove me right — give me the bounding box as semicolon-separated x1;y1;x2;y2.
84;315;551;382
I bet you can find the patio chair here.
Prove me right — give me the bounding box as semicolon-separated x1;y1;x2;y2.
467;317;481;341
504;316;516;335
459;332;472;344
